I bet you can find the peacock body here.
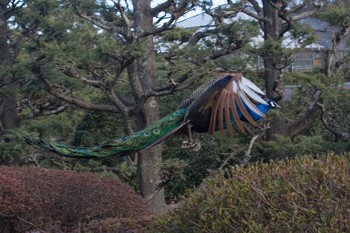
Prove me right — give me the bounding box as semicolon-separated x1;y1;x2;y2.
26;73;279;158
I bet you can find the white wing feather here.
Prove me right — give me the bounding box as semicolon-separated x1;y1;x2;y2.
239;82;268;105
238;91;265;117
241;77;266;95
240;76;269;106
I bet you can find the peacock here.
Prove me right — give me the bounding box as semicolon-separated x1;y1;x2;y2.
25;72;279;159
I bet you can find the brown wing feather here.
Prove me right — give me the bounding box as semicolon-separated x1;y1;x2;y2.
218;95;225;137
208;73;262;137
225;95;234;137
209;90;225;135
229;92;245;133
235;94;260;127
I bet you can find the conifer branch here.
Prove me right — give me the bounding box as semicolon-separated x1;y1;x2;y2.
33;65;122;113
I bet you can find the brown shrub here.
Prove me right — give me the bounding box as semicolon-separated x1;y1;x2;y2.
0;166;152;233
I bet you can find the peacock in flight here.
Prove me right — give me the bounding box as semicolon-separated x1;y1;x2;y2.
25;72;279;159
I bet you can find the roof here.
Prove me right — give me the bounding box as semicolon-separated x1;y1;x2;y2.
177;12;215;28
176;6;350;50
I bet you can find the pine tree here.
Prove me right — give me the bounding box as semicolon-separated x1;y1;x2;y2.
17;0;257;213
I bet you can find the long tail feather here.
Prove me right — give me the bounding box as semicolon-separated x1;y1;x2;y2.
25;109;187;159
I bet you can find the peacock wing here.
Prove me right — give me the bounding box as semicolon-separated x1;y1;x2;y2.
186;73;269;137
184;75;233;133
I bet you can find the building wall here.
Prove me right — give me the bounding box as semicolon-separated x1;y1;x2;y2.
258;49;350;73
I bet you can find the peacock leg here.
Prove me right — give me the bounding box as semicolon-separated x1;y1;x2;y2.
187;123;193;143
182;123;201;151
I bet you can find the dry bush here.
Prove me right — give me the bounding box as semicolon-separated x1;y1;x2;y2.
152;153;350;232
0;166;151;233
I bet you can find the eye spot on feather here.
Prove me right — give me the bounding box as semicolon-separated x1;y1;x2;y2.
169;116;176;120
153;129;160;135
144;132;151;136
174;110;180;115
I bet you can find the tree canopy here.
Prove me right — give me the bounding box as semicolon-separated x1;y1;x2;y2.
0;0;349;214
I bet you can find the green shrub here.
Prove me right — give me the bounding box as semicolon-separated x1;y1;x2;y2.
152;153;350;232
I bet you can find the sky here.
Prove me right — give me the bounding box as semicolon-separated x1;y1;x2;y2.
151;0;227;7
151;0;228;18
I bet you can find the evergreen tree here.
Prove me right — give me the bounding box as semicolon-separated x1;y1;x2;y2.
17;0;258;213
0;0;29;163
207;0;325;143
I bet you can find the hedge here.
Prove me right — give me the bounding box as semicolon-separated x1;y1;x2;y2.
153;153;350;232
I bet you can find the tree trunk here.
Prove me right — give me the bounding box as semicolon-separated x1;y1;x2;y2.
0;95;21;133
133;0;167;214
0;1;21;142
262;0;287;140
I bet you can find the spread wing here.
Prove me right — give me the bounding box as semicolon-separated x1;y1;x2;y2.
186;73;268;137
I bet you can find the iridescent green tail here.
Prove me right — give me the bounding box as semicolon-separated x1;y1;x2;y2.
25;109;187;158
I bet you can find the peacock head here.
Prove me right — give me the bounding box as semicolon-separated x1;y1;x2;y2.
267;99;280;109
254;98;280;118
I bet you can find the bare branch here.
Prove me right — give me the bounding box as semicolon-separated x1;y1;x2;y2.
113;0;133;39
18;97;68;119
4;0;26;18
286;90;323;137
154;13;169;25
219;150;241;170
57;65;135;109
108;88;134;114
138;16;177;38
34;67;122;113
0;77;18;88
317;102;350;141
335;53;350;70
142;68;209;100
60;67;104;87
153;72;192;92
151;0;174;16
220;1;266;22
48;86;119;112
326;25;350;76
142;0;199;38
76;12;113;32
241;134;260;166
219;129;265;170
241;7;268;22
289;1;325;21
28;105;68;119
248;0;261;15
189;28;220;46
290;9;321;21
264;0;282;10
72;5;128;42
